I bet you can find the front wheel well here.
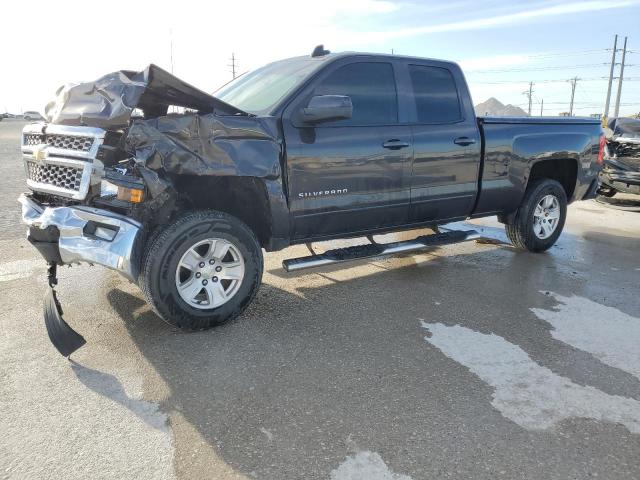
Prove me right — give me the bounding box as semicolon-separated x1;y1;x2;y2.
527;158;578;200
172;175;272;248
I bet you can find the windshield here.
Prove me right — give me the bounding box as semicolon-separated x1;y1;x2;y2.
214;56;323;115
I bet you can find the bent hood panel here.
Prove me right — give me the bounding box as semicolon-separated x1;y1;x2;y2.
45;64;247;128
126;114;281;179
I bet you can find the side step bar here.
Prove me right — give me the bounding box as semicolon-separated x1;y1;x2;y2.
282;229;480;272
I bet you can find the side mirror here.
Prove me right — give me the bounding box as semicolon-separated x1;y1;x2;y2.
300;95;352;124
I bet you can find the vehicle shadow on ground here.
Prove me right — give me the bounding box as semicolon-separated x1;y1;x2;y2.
69;360;167;431
106;244;640;480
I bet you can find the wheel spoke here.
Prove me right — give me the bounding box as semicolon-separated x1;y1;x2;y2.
534;205;544;217
175;237;245;310
180;249;203;271
543;195;554;208
547;208;560;219
179;278;204;301
221;262;243;280
205;282;227;307
201;239;216;258
212;240;231;260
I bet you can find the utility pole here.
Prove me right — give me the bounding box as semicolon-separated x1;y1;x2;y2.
614;36;628;118
522;82;534;116
540;99;544;116
604;34;618;119
169;29;174;74
229;53;237;79
569;77;579;116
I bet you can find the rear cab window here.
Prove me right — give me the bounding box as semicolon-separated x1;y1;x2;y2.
312;62;398;126
408;65;461;124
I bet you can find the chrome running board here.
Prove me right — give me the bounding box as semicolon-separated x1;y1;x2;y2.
282;229;480;272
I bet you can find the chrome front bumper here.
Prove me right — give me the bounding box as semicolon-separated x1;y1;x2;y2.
19;194;142;281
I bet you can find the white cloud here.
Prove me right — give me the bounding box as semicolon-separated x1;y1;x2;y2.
0;0;398;112
350;1;640;42
459;54;530;72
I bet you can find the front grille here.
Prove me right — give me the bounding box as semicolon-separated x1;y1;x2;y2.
22;123;105;200
23;133;94;152
25;161;84;192
24;133;44;146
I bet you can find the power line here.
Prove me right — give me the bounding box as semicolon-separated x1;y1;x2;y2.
472;77;603;84
468;63;607;74
524;49;607;58
472;77;640;84
490;49;609;61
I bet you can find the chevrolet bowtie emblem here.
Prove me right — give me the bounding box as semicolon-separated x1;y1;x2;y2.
32;147;47;162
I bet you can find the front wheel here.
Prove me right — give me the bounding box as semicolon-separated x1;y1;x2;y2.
504;179;567;252
140;210;263;330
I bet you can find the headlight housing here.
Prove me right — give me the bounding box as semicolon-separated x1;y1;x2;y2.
101;172;145;203
117;185;145;203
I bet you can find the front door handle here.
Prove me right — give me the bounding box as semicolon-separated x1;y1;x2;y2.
453;137;476;146
382;139;411;150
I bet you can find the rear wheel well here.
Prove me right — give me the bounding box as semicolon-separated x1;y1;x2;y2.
498;158;578;225
172;176;272;248
528;159;578;200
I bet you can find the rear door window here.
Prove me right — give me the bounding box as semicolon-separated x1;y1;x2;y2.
313;62;398;126
408;65;461;123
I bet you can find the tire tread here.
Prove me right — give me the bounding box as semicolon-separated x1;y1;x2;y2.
140;210;263;330
504;179;567;253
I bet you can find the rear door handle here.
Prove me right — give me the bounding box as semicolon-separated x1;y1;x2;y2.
453;137;476;146
382;139;411;150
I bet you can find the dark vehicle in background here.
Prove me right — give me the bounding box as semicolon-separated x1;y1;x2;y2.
599;117;640;197
18;47;603;355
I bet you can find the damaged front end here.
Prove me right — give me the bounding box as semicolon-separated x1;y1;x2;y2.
20;64;281;356
598;117;640;197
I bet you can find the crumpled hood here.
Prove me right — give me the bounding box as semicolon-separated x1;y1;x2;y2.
45;64;248;128
126;113;281;179
605;117;640;142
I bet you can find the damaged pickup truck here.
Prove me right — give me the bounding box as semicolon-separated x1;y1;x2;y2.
19;47;603;356
598;117;640;198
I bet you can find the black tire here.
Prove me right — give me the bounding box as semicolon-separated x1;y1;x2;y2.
504;179;567;252
140;210;263;330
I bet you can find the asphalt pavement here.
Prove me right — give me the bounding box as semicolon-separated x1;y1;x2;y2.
1;118;639;479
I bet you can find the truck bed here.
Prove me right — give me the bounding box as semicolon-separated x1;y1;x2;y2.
473;116;602;217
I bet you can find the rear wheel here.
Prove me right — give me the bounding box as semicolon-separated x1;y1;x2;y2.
141;210;263;330
505;179;567;252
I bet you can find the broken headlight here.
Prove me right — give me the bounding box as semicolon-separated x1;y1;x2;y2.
101;168;146;203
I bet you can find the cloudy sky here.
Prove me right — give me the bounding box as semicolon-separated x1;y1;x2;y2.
1;0;639;116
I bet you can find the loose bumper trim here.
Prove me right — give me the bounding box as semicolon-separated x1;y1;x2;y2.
599;166;640;195
19;193;142;281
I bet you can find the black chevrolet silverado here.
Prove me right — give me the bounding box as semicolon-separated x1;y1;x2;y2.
19;47;603;355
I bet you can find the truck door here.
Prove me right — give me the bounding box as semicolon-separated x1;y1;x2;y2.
282;59;412;240
404;62;482;222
